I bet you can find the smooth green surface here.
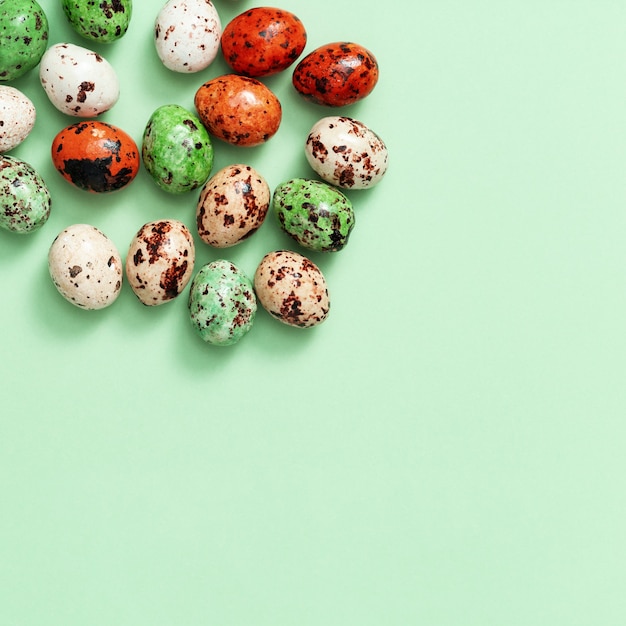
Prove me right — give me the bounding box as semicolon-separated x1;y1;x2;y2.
2;1;626;624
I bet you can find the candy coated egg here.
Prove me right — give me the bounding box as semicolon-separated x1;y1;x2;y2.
39;43;119;117
142;104;214;194
0;86;36;152
154;0;221;73
62;0;132;43
196;164;269;248
126;219;195;306
194;74;282;146
292;42;379;107
254;250;330;328
188;260;257;346
48;223;123;310
0;155;50;233
51;121;140;193
221;7;306;77
0;0;49;81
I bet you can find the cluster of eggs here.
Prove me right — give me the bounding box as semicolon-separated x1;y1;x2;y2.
0;0;389;346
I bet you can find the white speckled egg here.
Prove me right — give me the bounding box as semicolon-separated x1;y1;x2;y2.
39;43;119;117
305;116;389;189
125;219;195;306
0;86;36;152
154;0;221;73
48;224;123;310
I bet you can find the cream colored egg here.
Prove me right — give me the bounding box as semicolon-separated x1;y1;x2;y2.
0;86;36;152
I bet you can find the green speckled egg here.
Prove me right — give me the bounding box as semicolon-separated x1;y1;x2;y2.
0;154;51;233
142;104;214;194
0;0;49;81
62;0;132;43
188;260;257;346
273;178;355;252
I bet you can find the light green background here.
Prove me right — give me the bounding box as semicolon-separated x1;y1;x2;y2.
2;0;625;624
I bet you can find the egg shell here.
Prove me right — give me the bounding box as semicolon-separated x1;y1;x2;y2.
154;0;221;73
305;116;389;189
142;104;214;194
196;164;269;248
254;250;330;328
48;223;123;310
0;154;51;234
0;0;49;82
194;75;282;147
188;260;257;346
51;121;140;193
292;41;379;107
221;7;307;77
62;0;132;43
0;86;36;152
39;43;119;118
126;219;195;306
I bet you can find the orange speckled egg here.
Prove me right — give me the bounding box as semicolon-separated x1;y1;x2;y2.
51;121;140;193
194;74;282;147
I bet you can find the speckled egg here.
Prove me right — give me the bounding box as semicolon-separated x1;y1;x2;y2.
51;121;140;193
194;74;282;147
292;42;379;107
273;178;354;252
48;223;123;310
254;250;330;328
154;0;221;73
125;219;195;306
221;7;306;77
305;116;388;189
188;260;256;346
62;0;132;43
0;0;48;82
39;43;119;117
142;104;214;194
196;164;269;248
0;86;36;152
0;155;50;233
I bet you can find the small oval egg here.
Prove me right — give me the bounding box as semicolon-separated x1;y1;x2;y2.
48;223;123;310
62;0;132;44
0;155;51;234
51;121;140;193
254;250;330;328
305;116;389;189
0;86;36;152
126;219;195;306
196;164;269;248
188;260;257;346
142;104;214;194
154;0;221;73
273;178;355;252
221;7;307;77
39;42;119;117
292;41;379;107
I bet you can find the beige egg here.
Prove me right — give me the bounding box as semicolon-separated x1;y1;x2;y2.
0;86;36;152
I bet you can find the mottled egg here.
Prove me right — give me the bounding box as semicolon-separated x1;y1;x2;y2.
48;223;123;310
142;104;214;194
221;7;306;77
0;0;48;81
273;178;354;252
254;250;330;328
51;121;140;193
126;219;195;306
0;86;36;152
305;116;388;189
292;42;379;107
0;155;50;233
39;43;119;117
196;164;269;248
195;75;282;147
188;260;256;346
62;0;132;43
154;0;221;73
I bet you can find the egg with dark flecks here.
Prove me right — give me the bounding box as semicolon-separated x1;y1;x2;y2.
51;121;140;193
62;0;132;43
0;86;36;152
